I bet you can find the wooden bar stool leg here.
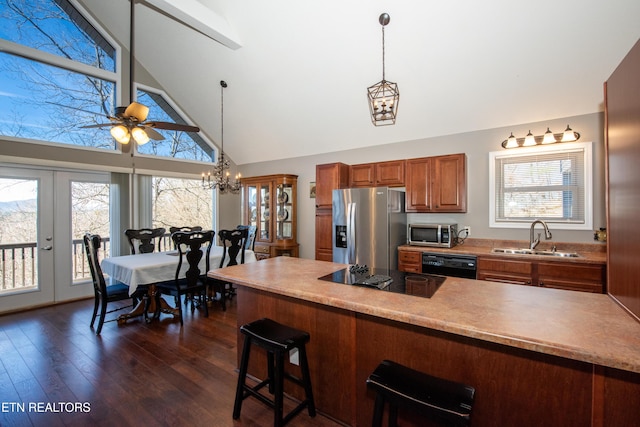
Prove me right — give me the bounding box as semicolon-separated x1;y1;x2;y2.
298;344;316;416
372;393;385;427
274;352;285;427
267;351;275;394
233;335;252;419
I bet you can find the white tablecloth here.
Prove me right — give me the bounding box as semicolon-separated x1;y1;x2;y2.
101;247;256;296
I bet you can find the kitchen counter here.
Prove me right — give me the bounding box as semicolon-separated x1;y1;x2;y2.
210;256;636;372
210;256;639;426
399;237;607;264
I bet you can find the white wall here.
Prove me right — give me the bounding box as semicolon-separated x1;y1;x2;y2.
231;112;606;260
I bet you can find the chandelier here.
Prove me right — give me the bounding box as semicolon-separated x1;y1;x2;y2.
367;13;399;126
202;80;241;194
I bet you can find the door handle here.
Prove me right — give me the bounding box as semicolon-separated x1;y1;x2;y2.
41;246;53;251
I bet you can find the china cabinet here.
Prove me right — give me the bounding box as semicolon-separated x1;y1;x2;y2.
242;174;298;259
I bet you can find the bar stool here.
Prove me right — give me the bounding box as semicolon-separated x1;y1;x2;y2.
233;318;316;427
366;359;475;427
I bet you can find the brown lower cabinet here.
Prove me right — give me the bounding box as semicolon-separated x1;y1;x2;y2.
398;249;421;273
477;256;606;293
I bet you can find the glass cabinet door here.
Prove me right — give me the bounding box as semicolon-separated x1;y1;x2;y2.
247;184;258;230
276;183;293;239
259;185;270;240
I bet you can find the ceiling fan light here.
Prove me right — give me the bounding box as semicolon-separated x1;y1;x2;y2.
110;125;130;144
125;102;149;122
131;127;150;145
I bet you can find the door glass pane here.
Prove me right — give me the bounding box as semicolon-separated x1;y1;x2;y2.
0;178;38;293
71;181;110;283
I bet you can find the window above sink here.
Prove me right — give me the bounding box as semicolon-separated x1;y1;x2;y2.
489;142;593;230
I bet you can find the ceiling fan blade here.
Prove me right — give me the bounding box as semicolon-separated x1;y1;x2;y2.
144;127;165;140
123;102;149;121
80;123;114;129
147;121;200;132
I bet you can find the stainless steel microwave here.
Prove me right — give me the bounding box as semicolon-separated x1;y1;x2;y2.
408;223;457;248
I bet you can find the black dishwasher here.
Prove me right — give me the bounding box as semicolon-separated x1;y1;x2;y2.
422;252;477;279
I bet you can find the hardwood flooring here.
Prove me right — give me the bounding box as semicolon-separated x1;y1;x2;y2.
0;297;345;427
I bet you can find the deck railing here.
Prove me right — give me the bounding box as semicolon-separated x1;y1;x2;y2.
1;234;173;293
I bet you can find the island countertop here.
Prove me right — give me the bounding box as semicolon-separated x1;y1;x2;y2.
209;256;640;374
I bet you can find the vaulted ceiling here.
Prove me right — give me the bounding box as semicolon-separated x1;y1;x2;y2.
82;0;640;165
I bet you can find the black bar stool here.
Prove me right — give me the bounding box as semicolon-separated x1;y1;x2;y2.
366;359;475;427
233;318;316;427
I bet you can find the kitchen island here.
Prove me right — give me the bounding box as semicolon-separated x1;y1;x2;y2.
208;256;640;426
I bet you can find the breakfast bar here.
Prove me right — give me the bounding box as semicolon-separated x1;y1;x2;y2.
208;256;640;426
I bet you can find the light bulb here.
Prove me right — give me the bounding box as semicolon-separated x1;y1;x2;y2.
523;130;536;146
131;127;150;145
562;125;576;142
542;128;556;144
110;125;130;144
505;132;518;148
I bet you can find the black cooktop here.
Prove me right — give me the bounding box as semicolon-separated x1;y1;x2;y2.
318;265;446;299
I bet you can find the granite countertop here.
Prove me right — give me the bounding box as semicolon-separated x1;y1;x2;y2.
399;238;607;264
209;256;640;373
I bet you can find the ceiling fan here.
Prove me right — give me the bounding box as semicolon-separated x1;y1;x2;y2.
81;0;199;145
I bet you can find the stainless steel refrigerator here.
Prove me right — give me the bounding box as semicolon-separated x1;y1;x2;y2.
332;187;406;270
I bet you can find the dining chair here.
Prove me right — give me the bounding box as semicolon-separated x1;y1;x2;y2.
155;230;214;325
169;226;203;234
169;226;203;250
236;225;256;252
211;228;249;311
124;227;167;254
83;233;136;335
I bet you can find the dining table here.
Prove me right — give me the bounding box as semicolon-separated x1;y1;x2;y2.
101;246;257;322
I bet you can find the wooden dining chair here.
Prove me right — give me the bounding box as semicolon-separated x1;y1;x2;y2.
155;230;214;325
211;228;249;311
169;226;203;250
124;227;166;254
236;225;256;252
83;233;136;334
169;226;203;234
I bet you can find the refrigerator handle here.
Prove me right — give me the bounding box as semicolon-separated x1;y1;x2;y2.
347;202;356;264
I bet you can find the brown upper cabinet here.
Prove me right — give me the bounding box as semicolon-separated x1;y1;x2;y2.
315;162;350;209
405;153;467;213
349;160;405;188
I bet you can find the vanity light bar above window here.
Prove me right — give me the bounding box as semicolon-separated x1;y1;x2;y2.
501;125;580;149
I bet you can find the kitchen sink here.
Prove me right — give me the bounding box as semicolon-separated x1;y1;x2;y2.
491;248;580;257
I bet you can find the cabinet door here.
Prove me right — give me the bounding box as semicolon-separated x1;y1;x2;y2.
537;262;606;293
316;163;349;209
375;160;405;187
405;157;431;212
315;209;333;261
275;182;294;241
477;257;533;286
398;249;421;273
432;154;467;212
350;163;375;187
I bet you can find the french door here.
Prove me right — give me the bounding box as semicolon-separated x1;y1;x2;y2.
0;166;109;312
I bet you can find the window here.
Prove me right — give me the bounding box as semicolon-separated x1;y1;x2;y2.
489;142;592;230
0;0;117;148
151;176;214;231
136;87;214;162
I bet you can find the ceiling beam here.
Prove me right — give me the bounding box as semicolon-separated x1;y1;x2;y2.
143;0;242;49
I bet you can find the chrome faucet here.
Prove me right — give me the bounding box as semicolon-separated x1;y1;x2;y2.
529;220;552;250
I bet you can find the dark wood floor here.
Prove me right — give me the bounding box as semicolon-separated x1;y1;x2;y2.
0;296;345;427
